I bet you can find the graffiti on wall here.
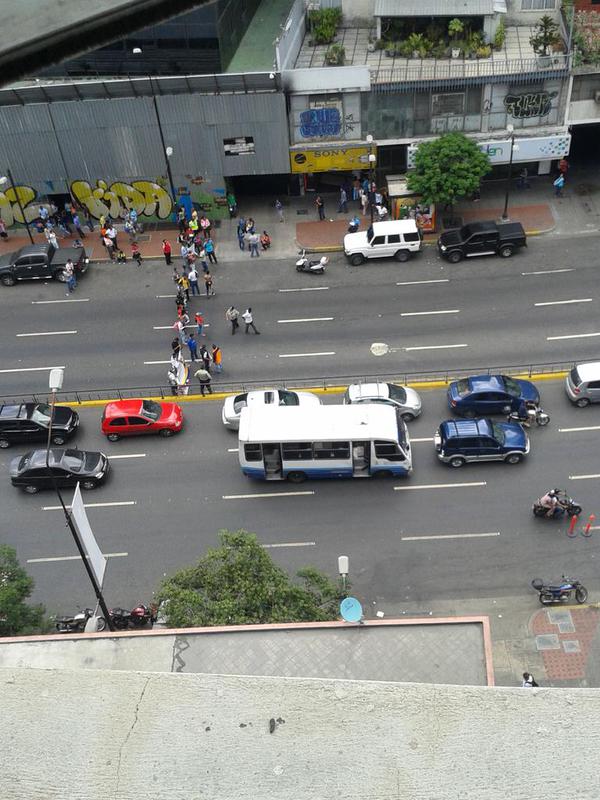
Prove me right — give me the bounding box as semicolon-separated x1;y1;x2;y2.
0;185;39;225
300;107;341;138
503;91;557;119
70;180;173;220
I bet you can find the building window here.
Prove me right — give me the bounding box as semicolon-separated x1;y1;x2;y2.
223;137;255;156
432;93;465;116
521;0;555;9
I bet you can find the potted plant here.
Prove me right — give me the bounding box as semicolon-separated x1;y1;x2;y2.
406;32;428;58
325;43;345;65
476;44;492;59
493;17;505;51
530;14;561;65
448;18;464;58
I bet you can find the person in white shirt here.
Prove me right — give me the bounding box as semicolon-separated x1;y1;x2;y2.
242;307;260;335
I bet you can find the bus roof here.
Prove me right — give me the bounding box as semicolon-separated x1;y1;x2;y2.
238;404;401;443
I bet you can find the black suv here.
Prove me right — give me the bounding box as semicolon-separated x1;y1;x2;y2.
0;403;79;448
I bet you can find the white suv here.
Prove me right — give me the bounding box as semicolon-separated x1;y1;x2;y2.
344;220;422;266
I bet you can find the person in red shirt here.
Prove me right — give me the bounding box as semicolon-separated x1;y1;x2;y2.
195;311;206;337
162;239;172;265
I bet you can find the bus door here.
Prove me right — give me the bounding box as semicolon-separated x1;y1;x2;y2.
352;441;370;477
263;444;282;479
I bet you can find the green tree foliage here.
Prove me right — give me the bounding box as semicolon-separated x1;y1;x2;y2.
529;15;561;57
155;530;345;628
407;132;491;206
0;545;45;637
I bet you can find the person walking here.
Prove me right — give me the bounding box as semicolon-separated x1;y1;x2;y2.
45;226;59;250
242;307;260;334
177;206;186;233
63;259;76;295
195;310;206;337
211;343;223;373
315;194;325;221
103;233;115;260
227;191;237;218
338;187;348;213
204;271;215;297
559;157;569;177
105;223;119;252
193;366;213;396
186;332;198;361
83;209;94;232
0;217;7;240
171;336;181;358
199;343;211;372
522;672;539;688
173;318;186;344
237;226;246;251
162;239;172;265
131;242;143;266
275;198;284;222
260;231;271;250
199;213;211;239
517;167;530;190
204;237;217;264
225;305;240;335
178;273;190;301
553;173;565;197
188;266;200;296
72;212;85;238
249;231;260;257
167;369;179;396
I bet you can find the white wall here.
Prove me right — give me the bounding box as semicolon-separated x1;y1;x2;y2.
505;0;561;27
342;0;375;25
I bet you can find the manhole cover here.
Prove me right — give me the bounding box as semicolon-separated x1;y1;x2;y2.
535;633;560;651
562;640;581;653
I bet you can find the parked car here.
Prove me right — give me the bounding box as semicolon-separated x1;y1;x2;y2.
0;402;79;449
222;389;321;430
0;243;89;286
344;220;422;266
437;221;526;263
343;382;422;421
10;448;110;493
447;374;539;417
565;362;600;407
101;399;183;441
434;418;529;468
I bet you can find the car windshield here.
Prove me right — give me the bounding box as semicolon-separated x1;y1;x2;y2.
455;379;470;396
387;384;407;403
60;449;85;473
30;403;52;427
490;423;506;445
141;400;162;421
279;390;299;406
502;377;521;397
569;367;581;387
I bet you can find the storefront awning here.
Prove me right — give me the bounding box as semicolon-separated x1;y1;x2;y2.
374;0;494;16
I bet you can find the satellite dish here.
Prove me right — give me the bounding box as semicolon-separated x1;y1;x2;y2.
340;596;363;623
370;342;390;357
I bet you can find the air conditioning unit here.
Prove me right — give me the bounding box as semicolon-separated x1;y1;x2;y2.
594;90;600;104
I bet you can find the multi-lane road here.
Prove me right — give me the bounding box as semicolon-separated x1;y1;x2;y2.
0;232;599;615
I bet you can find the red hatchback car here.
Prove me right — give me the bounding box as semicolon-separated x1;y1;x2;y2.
101;399;183;441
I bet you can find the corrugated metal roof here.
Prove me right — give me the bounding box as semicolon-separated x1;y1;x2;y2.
374;0;494;15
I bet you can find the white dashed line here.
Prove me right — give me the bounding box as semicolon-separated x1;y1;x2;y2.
278;317;334;324
27;552;128;563
401;532;500;541
522;268;574;275
396;279;449;286
222;491;315;500
394;482;486;491
16;330;77;337
400;309;459;317
227;448;239;452
279;351;336;358
156;294;176;298
106;453;146;460
534;299;592;307
559;426;600;433
410;437;434;443
404;343;468;352
42;500;137;510
0;365;65;374
547;332;600;341
144;360;173;365
31;298;90;304
279;287;329;292
262;541;316;548
153;324;209;330
569;474;600;481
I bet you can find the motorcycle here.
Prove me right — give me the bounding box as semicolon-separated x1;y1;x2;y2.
532;490;582;518
295;250;328;274
505;405;550;427
531;576;588;605
55;607;106;633
108;603;157;630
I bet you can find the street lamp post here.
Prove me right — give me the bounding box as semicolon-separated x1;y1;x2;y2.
45;368;114;631
366;134;376;224
0;169;34;244
502;124;516;221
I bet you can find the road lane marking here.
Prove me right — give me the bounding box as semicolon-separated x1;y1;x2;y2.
522;268;574;275
144;360;173;365
396;279;449;286
411;437;434;443
262;541;316;549
16;330;77;337
27;552;128;563
401;532;500;541
279;287;329;292
106;453;147;460
279;351;335;358
535;298;592;307
42;500;137;510
222;491;315;499
153;324;210;330
569;474;600;481
227;448;239;452
400;309;459;317
404;343;468;352
278;317;334;323
547;332;600;341
156;294;176;298
559;426;600;433
31;298;90;304
0;365;65;374
394;481;486;491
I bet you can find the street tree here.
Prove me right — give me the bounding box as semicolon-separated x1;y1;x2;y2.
0;545;45;637
155;529;345;627
407;132;491;208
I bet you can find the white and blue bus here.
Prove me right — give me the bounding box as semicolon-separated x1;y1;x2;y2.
238;404;412;482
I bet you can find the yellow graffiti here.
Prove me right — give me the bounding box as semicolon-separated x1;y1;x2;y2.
70;180;172;220
0;186;40;225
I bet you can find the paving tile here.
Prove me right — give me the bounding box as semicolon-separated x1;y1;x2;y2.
547;609;573;625
562;640;581;654
535;634;561;651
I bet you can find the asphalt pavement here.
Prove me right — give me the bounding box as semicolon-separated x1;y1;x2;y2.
0;231;599;397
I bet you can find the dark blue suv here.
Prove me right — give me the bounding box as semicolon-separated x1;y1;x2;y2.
434;418;529;468
447;374;539;417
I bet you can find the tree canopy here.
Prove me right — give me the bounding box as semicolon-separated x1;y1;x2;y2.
0;545;45;637
407;132;491;206
155;530;344;628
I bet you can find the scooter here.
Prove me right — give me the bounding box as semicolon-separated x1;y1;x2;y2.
532;490;581;518
531;576;588;605
505;405;550;427
295;250;328;274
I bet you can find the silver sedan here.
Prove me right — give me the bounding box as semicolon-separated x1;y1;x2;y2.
343;382;422;421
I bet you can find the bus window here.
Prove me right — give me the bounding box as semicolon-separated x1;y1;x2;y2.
374;441;405;462
313;441;351;459
279;390;300;406
282;442;312;460
244;443;262;461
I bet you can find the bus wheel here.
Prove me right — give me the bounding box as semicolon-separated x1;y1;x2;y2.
287;471;306;484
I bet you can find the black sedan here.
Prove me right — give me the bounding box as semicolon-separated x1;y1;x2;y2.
0;402;79;448
10;448;110;494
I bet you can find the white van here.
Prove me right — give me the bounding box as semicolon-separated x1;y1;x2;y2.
344;220;422;266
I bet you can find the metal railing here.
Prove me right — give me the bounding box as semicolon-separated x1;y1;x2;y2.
0;360;575;406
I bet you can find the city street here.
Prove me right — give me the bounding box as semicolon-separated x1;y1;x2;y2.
0;230;599;396
1;230;600;617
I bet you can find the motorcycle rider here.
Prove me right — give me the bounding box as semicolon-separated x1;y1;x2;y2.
539;489;560;518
